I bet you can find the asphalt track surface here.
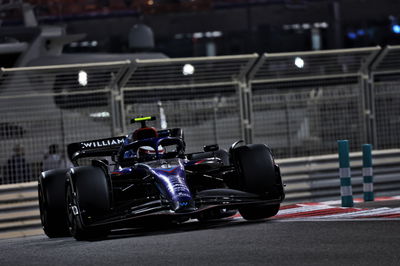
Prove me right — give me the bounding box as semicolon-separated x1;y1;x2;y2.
1;209;400;266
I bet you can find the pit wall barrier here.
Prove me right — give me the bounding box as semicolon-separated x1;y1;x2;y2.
1;148;400;238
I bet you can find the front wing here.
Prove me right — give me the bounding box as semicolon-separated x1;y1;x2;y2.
80;188;284;230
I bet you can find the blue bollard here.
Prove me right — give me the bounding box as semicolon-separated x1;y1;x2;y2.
362;144;374;201
338;140;354;207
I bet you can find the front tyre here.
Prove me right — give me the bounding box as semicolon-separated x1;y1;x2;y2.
231;144;283;220
66;166;111;240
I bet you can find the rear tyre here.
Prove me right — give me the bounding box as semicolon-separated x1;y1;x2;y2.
231;144;283;220
38;169;70;238
66;166;111;240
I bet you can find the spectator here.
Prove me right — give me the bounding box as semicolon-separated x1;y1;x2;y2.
3;144;29;184
43;144;70;171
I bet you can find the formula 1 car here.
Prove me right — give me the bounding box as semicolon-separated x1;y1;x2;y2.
38;116;285;240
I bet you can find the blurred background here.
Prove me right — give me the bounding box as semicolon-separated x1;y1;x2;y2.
1;1;400;237
1;0;400;62
1;0;400;185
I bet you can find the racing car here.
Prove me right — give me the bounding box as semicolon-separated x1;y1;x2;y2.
38;116;285;240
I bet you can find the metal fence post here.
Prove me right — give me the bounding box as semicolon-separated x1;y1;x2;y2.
237;80;254;144
283;94;293;157
338;140;354;207
108;63;130;136
237;55;258;145
369;46;391;149
237;81;246;144
360;47;381;148
369;72;378;149
360;72;378;148
110;62;137;136
362;144;374;201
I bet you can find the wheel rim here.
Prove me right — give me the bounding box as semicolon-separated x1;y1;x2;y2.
66;184;78;235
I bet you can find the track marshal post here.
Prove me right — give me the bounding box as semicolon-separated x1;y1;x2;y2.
338;140;354;207
362;144;374;201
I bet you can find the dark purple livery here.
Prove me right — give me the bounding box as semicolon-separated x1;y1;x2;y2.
38;117;285;240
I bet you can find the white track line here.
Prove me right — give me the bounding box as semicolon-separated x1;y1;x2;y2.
311;207;391;219
276;205;336;216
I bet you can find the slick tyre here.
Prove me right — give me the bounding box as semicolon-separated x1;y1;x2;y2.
38;169;70;238
231;144;282;220
66;166;110;240
231;144;277;194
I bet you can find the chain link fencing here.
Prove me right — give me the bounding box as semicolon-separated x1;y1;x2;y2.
0;47;399;184
0;62;126;184
248;47;380;157
371;45;400;150
121;55;258;153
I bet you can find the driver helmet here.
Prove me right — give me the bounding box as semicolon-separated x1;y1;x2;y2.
132;127;158;141
137;145;165;160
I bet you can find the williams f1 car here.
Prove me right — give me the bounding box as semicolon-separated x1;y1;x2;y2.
38;116;285;240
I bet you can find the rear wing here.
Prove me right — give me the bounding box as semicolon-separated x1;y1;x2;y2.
67;136;126;163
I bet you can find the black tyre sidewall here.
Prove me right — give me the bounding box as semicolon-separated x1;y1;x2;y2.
38;169;70;237
66;166;110;240
232;144;277;194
